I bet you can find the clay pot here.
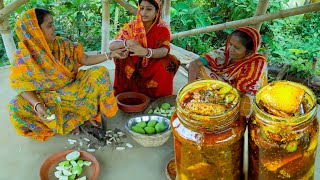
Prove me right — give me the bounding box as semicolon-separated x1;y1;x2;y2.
39;149;100;180
116;92;150;113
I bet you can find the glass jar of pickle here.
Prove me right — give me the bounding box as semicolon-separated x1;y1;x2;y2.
171;80;246;179
249;81;319;179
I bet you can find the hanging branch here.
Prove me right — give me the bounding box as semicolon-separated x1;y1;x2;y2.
0;0;29;22
171;3;320;40
113;0;137;14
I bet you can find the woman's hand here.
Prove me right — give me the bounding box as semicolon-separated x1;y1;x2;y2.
128;45;148;57
111;48;129;59
35;103;50;122
188;59;204;83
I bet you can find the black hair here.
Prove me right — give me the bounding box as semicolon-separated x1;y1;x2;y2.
35;8;52;26
230;30;254;52
138;0;159;11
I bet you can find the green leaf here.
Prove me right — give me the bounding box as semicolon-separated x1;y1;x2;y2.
288;49;308;54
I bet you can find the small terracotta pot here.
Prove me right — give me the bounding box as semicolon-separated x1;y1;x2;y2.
39;149;100;180
116;92;150;113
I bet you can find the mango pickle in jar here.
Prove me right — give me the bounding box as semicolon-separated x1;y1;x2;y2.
171;80;246;180
249;81;319;179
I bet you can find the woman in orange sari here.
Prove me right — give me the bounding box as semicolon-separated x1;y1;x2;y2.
109;0;181;98
188;26;268;118
8;8;125;141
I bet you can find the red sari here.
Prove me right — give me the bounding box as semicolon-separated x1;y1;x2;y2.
112;0;180;98
198;26;268;117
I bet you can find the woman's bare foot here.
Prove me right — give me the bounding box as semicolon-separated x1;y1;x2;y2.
71;127;80;135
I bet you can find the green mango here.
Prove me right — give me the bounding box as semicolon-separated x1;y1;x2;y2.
144;126;156;134
161;103;171;110
155;122;165;133
136;122;147;128
147;120;157;127
147;109;153;114
131;126;145;134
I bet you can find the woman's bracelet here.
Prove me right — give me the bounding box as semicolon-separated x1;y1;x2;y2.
146;48;153;58
123;40;127;48
33;101;44;113
104;52;111;60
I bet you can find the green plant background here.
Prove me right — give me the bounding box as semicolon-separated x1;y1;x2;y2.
1;0;319;80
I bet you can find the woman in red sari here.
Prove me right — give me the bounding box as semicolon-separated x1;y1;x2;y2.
109;0;180;98
188;26;268;118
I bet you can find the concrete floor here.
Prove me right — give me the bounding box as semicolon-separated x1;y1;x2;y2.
0;61;319;180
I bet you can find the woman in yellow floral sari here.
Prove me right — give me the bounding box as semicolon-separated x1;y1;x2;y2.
8;8;125;141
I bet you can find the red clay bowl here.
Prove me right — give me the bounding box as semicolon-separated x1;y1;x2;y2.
116;92;150;113
39;149;100;180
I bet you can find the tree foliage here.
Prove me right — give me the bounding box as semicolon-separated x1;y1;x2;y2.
0;0;319;79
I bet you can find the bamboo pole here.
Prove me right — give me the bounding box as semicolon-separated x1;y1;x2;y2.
114;7;119;32
161;0;171;26
0;0;17;63
113;0;137;14
171;3;320;40
252;0;269;31
101;0;110;53
0;0;29;22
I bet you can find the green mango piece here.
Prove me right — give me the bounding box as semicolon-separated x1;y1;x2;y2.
46;109;52;115
147;120;157;127
136;122;147;128
286;141;298;152
144;126;156;134
218;86;232;94
161;103;171;110
155;122;165;133
131;126;145;134
147;109;153;114
59;160;70;166
225;93;236;103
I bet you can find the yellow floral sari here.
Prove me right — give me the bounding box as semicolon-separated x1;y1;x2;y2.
8;8;118;141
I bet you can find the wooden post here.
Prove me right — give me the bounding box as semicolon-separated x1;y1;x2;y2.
161;0;171;26
101;0;110;53
0;0;20;63
0;0;29;22
171;3;320;40
252;0;269;31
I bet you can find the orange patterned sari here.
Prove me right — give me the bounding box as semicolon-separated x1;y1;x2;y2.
112;0;180;98
8;8;118;141
198;26;268;117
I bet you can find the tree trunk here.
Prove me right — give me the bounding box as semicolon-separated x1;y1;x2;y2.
161;0;171;26
171;3;320;40
252;0;269;31
0;0;17;63
0;0;29;22
101;0;110;53
113;0;137;14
